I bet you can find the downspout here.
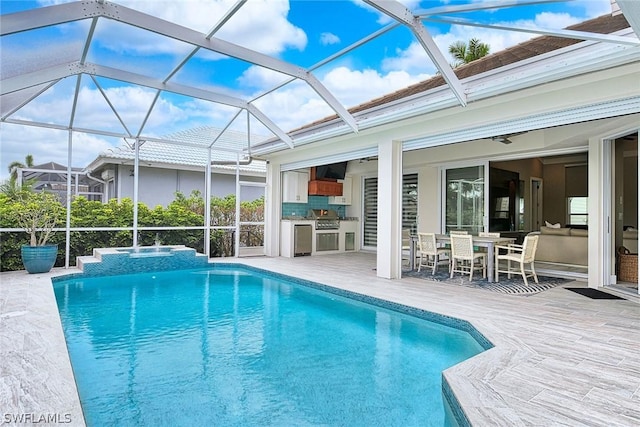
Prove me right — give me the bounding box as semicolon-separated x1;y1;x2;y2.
84;171;107;202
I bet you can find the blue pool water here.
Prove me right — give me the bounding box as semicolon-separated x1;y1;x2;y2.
54;266;485;426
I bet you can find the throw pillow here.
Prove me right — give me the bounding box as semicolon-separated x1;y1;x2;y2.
545;221;561;228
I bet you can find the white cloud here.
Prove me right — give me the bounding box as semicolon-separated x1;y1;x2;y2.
0;125;115;180
250;66;429;132
531;12;581;30
382;11;586;74
237;66;292;91
320;32;341;46
37;0;307;56
93;0;307;57
322;66;428;107
382;42;434;75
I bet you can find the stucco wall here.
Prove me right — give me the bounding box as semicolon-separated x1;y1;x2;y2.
117;167;265;207
541;163;566;226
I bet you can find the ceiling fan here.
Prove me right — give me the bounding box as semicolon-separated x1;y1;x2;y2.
491;131;527;145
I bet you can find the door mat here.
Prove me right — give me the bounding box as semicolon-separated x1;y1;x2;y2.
565;288;625;300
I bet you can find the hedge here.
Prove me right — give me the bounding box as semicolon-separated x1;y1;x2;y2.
0;191;264;272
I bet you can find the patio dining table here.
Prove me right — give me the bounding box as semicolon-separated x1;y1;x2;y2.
409;234;516;283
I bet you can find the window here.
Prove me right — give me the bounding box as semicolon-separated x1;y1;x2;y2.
568;197;588;226
444;166;485;234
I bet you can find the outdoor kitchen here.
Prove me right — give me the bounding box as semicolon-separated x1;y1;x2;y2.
280;164;359;257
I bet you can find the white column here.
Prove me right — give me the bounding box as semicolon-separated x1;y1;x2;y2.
377;140;403;279
204;149;212;256
234;155;241;258
264;161;282;256
65;130;73;268
132;139;140;247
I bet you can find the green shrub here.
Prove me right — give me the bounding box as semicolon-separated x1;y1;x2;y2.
0;191;264;272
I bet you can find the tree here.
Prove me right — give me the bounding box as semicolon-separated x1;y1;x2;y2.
15;190;63;246
448;38;490;68
8;154;34;183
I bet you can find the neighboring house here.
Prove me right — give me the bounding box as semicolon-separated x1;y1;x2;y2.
16;127;267;207
16;162;103;203
85;126;267;207
260;12;640;291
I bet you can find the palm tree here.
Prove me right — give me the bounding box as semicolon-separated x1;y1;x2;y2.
448;38;490;68
8;154;34;183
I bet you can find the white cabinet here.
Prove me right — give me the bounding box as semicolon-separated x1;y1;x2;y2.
328;176;352;205
281;219;358;257
282;170;309;203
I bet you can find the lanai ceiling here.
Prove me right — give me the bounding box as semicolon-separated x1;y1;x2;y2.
1;0;639;163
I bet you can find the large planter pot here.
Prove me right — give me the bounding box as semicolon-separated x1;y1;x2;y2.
21;244;58;274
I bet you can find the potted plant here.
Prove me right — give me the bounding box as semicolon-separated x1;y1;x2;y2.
17;190;63;274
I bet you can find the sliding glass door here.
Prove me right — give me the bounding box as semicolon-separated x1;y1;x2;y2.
443;165;486;234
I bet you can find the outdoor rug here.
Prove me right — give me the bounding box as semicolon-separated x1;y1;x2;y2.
403;268;570;296
565;288;625;300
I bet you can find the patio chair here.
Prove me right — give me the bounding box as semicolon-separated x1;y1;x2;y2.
417;232;450;274
495;234;539;286
402;228;412;266
450;234;487;281
449;230;468;235
477;231;501;253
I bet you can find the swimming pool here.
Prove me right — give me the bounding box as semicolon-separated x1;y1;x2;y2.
54;265;487;426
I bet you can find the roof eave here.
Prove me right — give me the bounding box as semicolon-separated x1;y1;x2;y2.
254;34;639;157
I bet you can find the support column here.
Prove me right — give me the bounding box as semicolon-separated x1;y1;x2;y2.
264;161;282;256
204;149;212;256
64;130;73;268
377;140;403;279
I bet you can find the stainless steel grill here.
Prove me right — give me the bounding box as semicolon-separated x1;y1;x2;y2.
308;209;340;230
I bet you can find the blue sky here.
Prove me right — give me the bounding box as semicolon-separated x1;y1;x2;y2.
0;0;615;179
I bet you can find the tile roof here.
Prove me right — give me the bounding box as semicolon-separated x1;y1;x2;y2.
295;13;631;131
98;126;268;174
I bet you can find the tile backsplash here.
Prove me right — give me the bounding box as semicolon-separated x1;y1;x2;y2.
282;196;346;218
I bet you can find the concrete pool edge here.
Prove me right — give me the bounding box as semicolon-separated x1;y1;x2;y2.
0;268;86;426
